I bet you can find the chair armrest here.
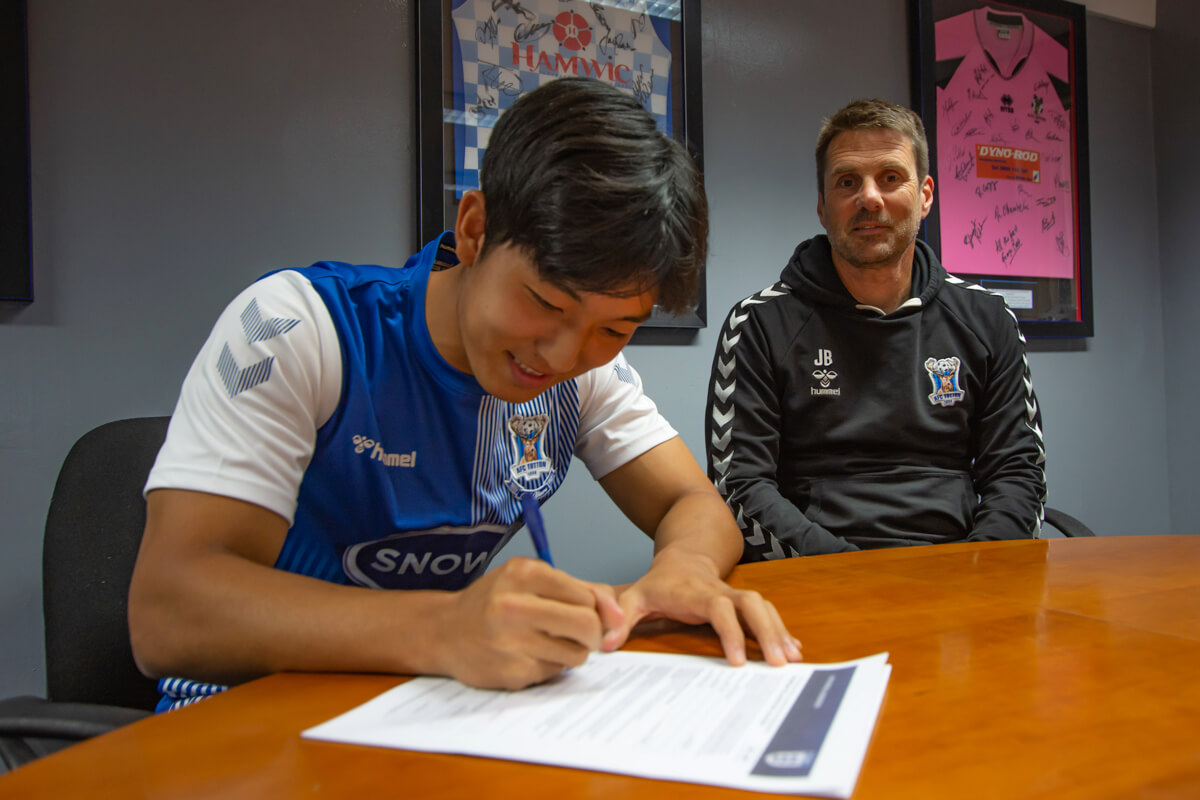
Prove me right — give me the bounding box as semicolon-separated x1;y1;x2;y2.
1043;508;1096;538
0;695;150;741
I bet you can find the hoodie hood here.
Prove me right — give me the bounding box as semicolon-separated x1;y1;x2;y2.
780;235;945;314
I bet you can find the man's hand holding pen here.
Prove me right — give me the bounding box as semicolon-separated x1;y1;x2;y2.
429;557;624;691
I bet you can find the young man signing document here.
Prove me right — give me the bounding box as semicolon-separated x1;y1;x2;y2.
129;78;801;711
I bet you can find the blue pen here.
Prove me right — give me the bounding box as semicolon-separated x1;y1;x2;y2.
519;492;554;567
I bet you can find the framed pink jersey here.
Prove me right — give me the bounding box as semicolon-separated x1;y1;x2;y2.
913;0;1093;338
935;7;1073;279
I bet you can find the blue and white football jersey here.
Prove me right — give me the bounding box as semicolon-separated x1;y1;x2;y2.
277;256;585;592
144;232;675;710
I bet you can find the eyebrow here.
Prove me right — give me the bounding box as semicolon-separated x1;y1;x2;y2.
621;309;655;324
551;283;655;324
831;161;910;177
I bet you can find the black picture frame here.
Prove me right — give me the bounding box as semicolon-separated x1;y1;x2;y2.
416;0;706;328
1;0;32;302
911;0;1093;337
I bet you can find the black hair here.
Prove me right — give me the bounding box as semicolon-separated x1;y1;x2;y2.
479;77;707;315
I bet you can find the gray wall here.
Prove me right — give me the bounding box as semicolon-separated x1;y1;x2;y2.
0;0;1184;696
1153;0;1200;543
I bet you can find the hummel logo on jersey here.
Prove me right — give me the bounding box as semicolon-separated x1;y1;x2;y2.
810;349;841;396
613;360;636;386
352;434;417;468
216;298;302;398
925;356;966;406
217;345;274;399
241;297;301;343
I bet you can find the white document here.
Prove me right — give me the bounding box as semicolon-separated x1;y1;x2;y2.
303;651;890;797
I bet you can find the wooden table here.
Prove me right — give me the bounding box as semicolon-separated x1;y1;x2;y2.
3;536;1199;799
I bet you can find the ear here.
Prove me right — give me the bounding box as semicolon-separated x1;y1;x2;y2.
454;190;487;267
919;175;934;220
816;191;827;229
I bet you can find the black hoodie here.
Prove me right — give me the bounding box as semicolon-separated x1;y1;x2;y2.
706;235;1046;558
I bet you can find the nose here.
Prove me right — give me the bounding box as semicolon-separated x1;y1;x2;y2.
856;178;884;211
536;322;587;375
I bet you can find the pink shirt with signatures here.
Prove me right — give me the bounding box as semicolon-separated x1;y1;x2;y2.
934;6;1074;279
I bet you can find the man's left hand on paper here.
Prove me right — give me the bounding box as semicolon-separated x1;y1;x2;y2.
600;549;802;666
595;436;802;667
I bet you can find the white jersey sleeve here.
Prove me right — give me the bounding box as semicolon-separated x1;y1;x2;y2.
144;271;343;523
573;352;678;480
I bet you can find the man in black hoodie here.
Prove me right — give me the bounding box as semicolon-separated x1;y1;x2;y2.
706;98;1046;559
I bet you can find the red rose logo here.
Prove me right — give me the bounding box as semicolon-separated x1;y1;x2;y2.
553;12;591;51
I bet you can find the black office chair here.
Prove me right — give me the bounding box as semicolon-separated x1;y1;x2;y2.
0;416;171;774
1043;507;1096;537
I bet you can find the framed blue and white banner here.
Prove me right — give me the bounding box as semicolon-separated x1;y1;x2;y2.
416;0;705;327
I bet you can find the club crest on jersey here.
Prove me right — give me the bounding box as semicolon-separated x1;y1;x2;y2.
924;357;966;407
505;413;555;498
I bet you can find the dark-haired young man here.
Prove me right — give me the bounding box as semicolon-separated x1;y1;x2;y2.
707;98;1046;559
130;78;800;711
